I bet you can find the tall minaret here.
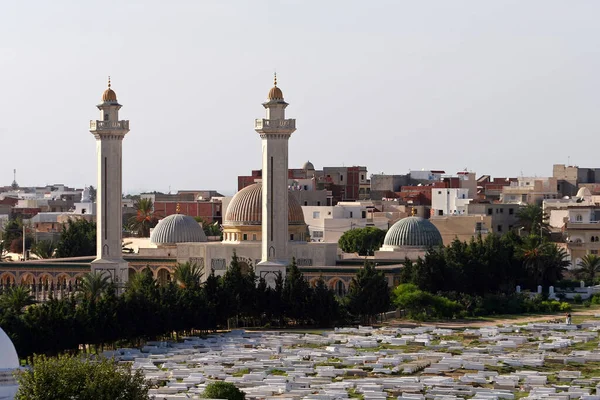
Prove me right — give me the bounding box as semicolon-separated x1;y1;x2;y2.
254;74;296;285
89;77;130;285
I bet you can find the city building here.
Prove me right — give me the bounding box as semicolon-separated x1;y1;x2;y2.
501;177;558;205
302;202;389;243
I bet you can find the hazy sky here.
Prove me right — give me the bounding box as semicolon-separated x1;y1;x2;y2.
1;1;598;195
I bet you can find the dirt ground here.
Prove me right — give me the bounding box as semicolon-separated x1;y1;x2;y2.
384;309;600;329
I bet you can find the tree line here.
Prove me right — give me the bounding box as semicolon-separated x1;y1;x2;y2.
0;254;391;358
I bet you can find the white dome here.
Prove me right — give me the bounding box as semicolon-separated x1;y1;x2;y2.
150;214;207;245
0;327;19;399
0;327;18;369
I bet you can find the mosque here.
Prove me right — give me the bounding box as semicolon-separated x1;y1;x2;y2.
0;76;444;295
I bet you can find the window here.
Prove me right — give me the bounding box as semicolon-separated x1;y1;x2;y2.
576;214;583;222
462;194;466;199
362;211;366;218
304;201;308;206
497;224;503;232
500;208;504;213
313;231;323;238
488;208;493;215
438;210;444;216
340;175;344;182
350;211;353;218
304;185;308;190
509;208;514;215
290;234;294;240
317;201;321;206
252;234;257;240
438;191;442;195
104;113;109;121
243;234;247;241
593;250;599;255
496;208;500;214
361;174;364;180
592;237;596;243
312;211;320;219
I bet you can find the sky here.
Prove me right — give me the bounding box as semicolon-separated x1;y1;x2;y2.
1;1;598;195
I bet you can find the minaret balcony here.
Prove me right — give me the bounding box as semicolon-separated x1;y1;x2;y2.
255;119;296;131
90;120;130;131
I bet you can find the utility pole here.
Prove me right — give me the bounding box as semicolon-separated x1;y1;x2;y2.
22;224;26;261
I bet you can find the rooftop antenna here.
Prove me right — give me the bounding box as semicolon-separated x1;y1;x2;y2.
567;155;571;167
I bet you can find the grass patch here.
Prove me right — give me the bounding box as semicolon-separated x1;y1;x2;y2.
232;368;250;377
270;369;288;376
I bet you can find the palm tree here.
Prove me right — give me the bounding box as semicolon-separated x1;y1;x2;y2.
516;204;549;237
0;285;35;313
126;268;157;294
577;254;600;284
77;272;111;303
128;198;158;237
30;240;56;259
173;262;202;289
519;235;568;287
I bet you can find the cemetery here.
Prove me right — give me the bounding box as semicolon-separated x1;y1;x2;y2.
98;316;600;400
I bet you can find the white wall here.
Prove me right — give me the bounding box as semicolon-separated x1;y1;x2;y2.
431;188;471;216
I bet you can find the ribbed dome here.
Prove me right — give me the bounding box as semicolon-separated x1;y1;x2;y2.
224;183;305;226
150;214;207;245
302;160;315;170
383;216;443;248
268;86;284;100
102;88;117;102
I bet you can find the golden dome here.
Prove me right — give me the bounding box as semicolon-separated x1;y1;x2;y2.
101;77;118;102
224;183;305;226
267;73;284;100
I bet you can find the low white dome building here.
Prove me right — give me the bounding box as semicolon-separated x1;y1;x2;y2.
0;327;19;399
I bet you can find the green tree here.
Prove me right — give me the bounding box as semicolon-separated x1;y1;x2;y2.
338;227;386;256
128;198;158;237
30;240;56;259
202;381;245;400
16;354;149;400
310;277;342;327
77;272;112;304
346;261;390;323
516;204;549;237
173;262;202;289
577;254;600;284
282;258;312;324
518;235;568;287
0;286;35;314
54;218;96;258
392;283;462;320
194;217;222;237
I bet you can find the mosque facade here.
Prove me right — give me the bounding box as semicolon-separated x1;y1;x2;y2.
0;76;449;295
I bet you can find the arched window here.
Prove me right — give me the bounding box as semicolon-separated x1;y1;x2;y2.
592;237;596;243
576;214;583;222
335;280;346;296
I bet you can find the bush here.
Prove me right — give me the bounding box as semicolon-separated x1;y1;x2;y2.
591;293;600;305
203;382;245;400
16;354;149;400
583;300;591;308
573;294;583;304
393;284;463;320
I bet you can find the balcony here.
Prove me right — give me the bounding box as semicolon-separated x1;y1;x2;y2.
90;120;130;130
566;221;600;230
254;119;296;131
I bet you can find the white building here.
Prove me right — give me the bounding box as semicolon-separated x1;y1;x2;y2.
302;202;389;243
431;188;472;217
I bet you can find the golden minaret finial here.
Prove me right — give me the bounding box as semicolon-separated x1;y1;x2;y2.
274;72;277;86
411;208;417;217
108;76;111;88
176;203;181;214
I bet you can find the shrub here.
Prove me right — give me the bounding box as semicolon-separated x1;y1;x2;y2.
591;293;600;305
559;302;572;312
583;300;591;308
203;381;245;400
16;354;149;400
573;294;583;304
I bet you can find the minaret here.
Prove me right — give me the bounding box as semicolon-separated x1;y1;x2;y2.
254;74;296;285
89;77;130;285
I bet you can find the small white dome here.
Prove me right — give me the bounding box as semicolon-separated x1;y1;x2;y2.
150;214;207;245
0;327;18;369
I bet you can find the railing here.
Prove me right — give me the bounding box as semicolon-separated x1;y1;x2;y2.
254;119;296;130
90;120;130;130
